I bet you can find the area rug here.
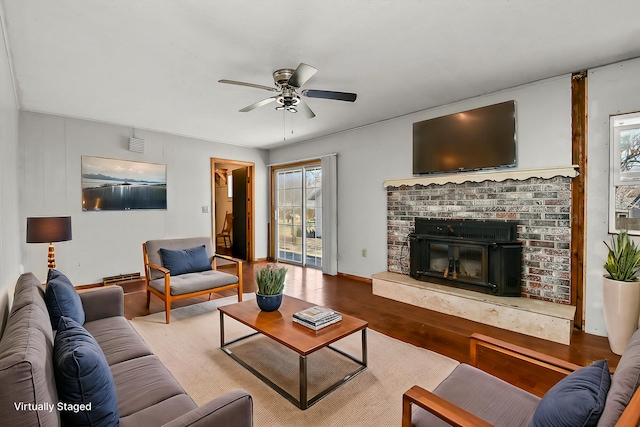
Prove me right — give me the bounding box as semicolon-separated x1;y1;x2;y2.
130;295;459;426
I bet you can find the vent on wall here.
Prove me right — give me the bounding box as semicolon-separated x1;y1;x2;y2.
129;137;145;153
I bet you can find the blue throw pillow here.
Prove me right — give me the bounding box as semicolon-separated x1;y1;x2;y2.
159;245;212;276
529;359;611;427
45;269;85;329
54;316;119;427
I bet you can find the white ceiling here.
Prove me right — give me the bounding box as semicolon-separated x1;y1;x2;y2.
2;1;640;149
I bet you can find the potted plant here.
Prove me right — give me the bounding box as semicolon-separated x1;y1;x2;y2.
255;264;287;311
602;230;640;354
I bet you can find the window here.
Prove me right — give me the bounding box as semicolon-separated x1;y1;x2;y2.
610;112;640;233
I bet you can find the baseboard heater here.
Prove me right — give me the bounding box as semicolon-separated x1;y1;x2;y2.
102;272;141;286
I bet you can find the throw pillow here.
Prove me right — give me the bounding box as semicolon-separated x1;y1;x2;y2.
529;359;611;427
45;269;85;329
159;245;212;276
54;316;119;427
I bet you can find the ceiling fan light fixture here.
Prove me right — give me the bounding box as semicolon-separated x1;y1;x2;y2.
219;63;356;118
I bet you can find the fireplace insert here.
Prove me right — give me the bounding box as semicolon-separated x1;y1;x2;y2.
409;219;522;296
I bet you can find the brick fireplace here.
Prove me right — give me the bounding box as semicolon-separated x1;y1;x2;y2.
386;174;573;305
374;167;578;344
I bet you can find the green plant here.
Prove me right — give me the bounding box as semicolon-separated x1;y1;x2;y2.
604;230;640;281
256;264;287;295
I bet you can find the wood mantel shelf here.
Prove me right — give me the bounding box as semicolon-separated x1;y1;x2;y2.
384;165;579;188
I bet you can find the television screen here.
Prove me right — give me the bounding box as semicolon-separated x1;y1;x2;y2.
412;101;517;175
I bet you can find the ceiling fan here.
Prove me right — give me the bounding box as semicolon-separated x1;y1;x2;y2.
218;63;357;119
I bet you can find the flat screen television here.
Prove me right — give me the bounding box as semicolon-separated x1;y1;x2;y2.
412;100;517;175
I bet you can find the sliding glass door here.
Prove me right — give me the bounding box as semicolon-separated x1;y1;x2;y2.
275;164;322;267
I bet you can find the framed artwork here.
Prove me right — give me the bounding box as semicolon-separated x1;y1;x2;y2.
81;156;167;211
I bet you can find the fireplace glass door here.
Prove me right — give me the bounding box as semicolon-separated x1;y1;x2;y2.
426;242;487;285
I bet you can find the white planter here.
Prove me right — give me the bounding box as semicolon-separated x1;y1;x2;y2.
602;276;640;355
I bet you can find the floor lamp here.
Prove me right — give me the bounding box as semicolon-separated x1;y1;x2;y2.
26;216;72;269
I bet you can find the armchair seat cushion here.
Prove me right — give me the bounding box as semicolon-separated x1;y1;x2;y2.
412;364;540;427
149;270;239;296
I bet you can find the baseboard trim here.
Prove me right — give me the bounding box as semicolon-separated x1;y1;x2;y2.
337;272;372;284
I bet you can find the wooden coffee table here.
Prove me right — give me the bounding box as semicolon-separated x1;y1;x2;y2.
218;295;368;409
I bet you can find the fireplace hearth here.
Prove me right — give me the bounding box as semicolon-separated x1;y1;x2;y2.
409;218;522;296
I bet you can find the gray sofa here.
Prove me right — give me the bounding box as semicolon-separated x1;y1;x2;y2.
0;272;253;427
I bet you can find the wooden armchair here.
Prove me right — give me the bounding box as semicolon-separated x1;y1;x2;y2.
142;237;243;324
403;332;640;427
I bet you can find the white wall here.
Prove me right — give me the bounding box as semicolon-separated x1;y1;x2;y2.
268;75;571;278
585;57;640;335
0;18;21;332
19;112;269;284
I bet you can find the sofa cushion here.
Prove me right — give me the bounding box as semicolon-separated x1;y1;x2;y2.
83;316;153;366
45;269;85;328
413;364;540;427
530;359;610;427
110;355;194;418
54;316;119;427
598;329;640;427
119;395;197;427
0;290;59;427
10;272;48;315
160;245;212;276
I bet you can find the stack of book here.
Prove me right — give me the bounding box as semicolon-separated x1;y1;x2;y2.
293;306;342;331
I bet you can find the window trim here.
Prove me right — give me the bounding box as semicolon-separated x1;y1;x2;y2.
609;111;640;234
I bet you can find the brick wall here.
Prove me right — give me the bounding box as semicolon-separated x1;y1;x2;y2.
387;176;572;304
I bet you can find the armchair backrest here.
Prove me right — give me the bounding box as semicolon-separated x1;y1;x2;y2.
144;237;214;280
598;328;640;426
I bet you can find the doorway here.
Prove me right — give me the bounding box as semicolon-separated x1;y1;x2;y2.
272;162;322;268
211;159;255;261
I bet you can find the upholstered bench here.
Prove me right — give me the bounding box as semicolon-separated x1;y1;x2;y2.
143;237;243;323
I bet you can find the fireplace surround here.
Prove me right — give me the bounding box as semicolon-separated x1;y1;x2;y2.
409;218;522;296
385;168;576;305
378;167;579;342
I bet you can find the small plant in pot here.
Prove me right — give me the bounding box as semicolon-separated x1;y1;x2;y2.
255;264;287;311
602;230;640;355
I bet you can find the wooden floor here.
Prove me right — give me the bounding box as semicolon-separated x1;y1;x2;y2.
123;261;620;396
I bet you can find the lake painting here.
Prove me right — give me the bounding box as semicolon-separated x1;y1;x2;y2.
82;156;167;211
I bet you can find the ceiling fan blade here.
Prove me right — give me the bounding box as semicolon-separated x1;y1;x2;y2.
287;63;317;88
302;89;357;102
218;79;277;92
239;96;278;112
296;99;316;119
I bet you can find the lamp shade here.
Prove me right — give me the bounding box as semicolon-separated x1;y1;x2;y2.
26;216;72;243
